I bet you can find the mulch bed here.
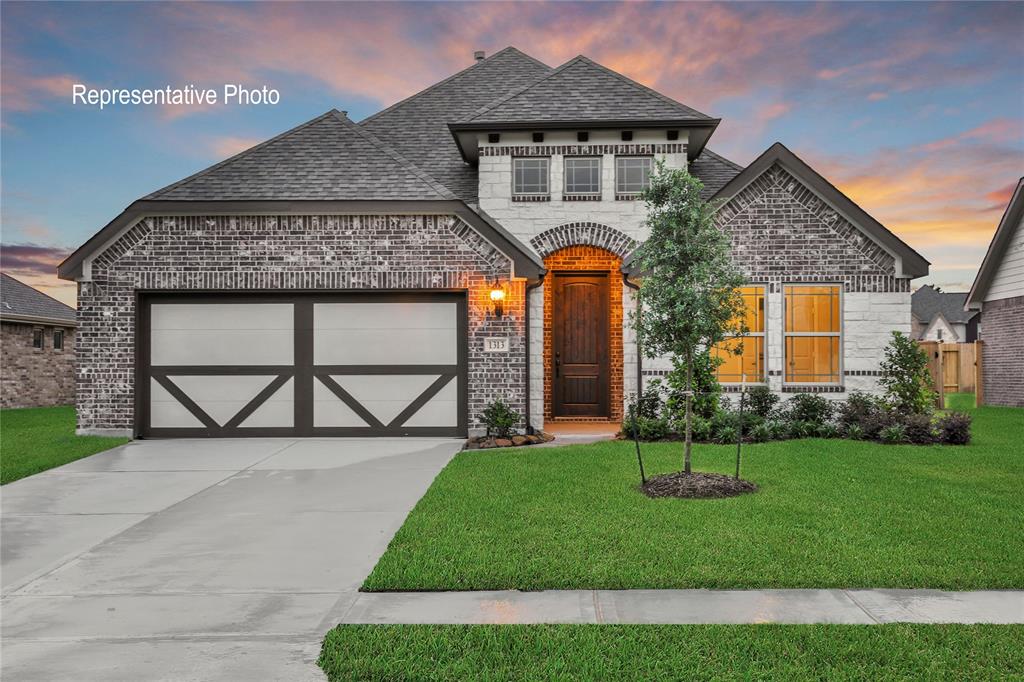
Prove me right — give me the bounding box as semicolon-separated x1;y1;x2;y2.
641;471;758;499
466;432;555;449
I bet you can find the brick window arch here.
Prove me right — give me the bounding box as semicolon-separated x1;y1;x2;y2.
530;222;637;260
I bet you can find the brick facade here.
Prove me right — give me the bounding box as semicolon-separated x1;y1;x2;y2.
980;295;1024;407
542;246;625;422
1;322;76;408
77;214;525;435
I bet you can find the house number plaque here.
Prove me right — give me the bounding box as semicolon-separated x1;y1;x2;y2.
484;337;509;352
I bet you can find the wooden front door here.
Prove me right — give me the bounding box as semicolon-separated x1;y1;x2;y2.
552;272;609;417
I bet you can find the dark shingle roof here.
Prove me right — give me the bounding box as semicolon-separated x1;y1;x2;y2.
1;273;76;324
460;55;714;125
359;47;551;201
912;285;978;325
689;148;744;199
147;110;454;201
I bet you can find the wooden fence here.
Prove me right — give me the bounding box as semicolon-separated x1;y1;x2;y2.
919;341;983;407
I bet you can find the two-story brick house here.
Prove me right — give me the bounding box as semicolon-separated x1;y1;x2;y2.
58;47;928;438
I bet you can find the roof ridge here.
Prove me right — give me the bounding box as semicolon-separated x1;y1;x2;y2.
459;55;585;123
331;111;456;199
0;272;76;313
144;110;340;199
359;47;551;126
569;55;714;121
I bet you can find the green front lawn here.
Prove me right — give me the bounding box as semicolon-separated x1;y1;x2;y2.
320;624;1024;681
1;406;130;484
364;405;1024;591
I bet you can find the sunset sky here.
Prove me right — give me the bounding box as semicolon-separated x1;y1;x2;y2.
2;1;1022;306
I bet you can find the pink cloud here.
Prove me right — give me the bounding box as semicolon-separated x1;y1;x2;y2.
867;92;888;102
0;243;77;306
209;136;261;158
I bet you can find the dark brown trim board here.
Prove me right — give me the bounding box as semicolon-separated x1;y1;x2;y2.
137;290;469;438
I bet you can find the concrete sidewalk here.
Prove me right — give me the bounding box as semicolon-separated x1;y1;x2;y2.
340;589;1024;625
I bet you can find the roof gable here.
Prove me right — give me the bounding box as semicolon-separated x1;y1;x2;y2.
713;142;929;279
359;47;552;201
0;273;76;324
967;177;1024;308
912;284;976;324
147;110;455;201
459;55;713;125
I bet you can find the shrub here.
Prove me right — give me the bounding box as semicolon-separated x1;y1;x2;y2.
817;423;840;439
937;412;972;445
836;391;881;430
750;422;773;443
861;408;896;440
746;385;779;419
880;423;907;444
715;425;738;445
690;415;712;442
637;416;671;441
901;413;938;445
665;352;721;420
767;420;790;441
787;394;834;425
843;423;865;440
880;331;936;415
481;399;520;437
636;381;664;420
788;420;817;439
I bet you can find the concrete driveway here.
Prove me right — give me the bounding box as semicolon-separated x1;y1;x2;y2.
1;437;462;681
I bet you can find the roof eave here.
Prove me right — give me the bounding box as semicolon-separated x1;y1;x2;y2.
712;142;930;280
0;312;77;327
449;119;720;163
58;199;545;282
966;177;1024;309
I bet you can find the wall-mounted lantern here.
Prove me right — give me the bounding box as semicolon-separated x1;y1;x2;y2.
489;280;506;318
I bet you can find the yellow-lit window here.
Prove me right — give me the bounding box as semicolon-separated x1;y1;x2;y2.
713;286;765;383
784;285;841;384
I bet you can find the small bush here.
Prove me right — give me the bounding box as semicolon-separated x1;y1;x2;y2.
690;415;712;442
937;412;972;445
861;408;896;440
767;420;789;440
637;416;671;441
836;391;881;430
746;386;779;419
880;331;936;415
750;422;773;443
880;423;907;444
636;381;664;420
843;423;865;440
715;425;738;444
481;399;520;437
817;423;840;439
788;420;817;439
787;394;834;425
901;413;938;445
664;353;720;420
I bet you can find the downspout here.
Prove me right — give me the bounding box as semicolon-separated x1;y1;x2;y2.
524;275;545;435
622;272;642;401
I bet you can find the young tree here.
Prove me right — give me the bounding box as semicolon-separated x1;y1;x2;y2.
632;162;747;474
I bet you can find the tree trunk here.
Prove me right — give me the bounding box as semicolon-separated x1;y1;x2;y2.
684;350;692;475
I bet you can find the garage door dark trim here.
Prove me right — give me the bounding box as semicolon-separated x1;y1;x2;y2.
136;290;469;438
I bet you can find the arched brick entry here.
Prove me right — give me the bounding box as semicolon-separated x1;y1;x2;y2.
543;245;625;423
530;222;637;260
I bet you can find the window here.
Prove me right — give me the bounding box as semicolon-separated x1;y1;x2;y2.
713;286;765;383
53;329;64;350
784;285;841;384
616;156;652;194
564;157;601;195
32;328;43;349
512;158;549;196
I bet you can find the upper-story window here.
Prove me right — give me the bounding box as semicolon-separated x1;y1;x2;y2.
512;158;549;196
32;328;43;349
615;156;653;194
564;157;601;195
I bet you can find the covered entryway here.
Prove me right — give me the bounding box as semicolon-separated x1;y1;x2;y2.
138;292;467;438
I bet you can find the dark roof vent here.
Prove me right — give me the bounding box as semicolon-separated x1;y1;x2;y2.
488;133;500;144
621;130;633;141
532;132;544;143
474;51;486;62
577;131;589;142
667;130;679;141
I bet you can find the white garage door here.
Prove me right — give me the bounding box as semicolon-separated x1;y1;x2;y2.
139;293;467;438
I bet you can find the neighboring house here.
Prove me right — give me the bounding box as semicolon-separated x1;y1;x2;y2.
911;285;979;343
965;177;1024;407
1;273;77;409
57;47;928;439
